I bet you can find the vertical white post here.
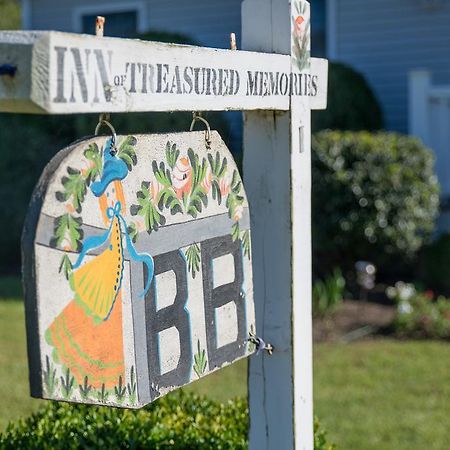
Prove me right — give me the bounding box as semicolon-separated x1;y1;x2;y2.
242;1;314;449
409;70;431;145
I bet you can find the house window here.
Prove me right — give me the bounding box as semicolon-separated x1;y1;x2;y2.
82;11;138;37
311;0;326;57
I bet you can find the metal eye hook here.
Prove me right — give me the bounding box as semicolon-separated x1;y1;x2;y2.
190;112;212;149
95;113;117;156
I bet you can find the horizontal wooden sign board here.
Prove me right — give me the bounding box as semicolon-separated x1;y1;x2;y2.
23;130;255;407
0;31;327;114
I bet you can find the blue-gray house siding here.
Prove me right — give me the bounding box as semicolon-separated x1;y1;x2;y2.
332;0;450;134
26;0;242;49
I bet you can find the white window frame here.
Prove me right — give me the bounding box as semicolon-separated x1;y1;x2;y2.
72;1;148;34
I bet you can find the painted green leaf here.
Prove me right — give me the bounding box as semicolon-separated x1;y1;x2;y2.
60;367;74;399
231;222;240;242
83;142;102;185
208;151;227;179
132;181;167;233
43;355;58;396
59;254;73;280
55;167;86;212
165;141;180;170
114;375;126;403
185;243;201;278
117;135;138;170
127;366;137;404
51;214;83;251
152;160;173;187
226;169;245;223
241;230;251;259
79;376;92;400
193;340;208;378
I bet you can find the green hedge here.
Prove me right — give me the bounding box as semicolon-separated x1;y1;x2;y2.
0;392;336;449
312;131;439;277
312;62;384;132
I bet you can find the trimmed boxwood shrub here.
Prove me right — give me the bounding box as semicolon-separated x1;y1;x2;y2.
0;392;336;449
312;62;384;132
312;131;440;277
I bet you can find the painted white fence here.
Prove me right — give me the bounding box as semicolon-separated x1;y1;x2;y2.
409;70;450;230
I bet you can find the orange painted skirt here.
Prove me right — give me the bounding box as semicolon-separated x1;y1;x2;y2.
46;292;125;389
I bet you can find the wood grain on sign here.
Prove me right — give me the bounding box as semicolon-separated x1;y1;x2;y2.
23;131;255;408
0;31;328;114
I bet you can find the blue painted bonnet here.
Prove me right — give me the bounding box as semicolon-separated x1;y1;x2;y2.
91;139;129;197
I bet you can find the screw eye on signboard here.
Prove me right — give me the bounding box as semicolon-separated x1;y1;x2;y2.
22;128;257;408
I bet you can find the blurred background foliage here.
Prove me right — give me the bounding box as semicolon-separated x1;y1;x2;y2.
312;131;440;280
0;0;20;29
312;62;384;133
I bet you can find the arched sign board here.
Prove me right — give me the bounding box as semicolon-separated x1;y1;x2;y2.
22;131;255;408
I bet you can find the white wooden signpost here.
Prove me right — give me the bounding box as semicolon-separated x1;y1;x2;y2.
0;0;328;448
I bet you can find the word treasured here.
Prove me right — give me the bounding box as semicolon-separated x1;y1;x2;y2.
23;131;255;408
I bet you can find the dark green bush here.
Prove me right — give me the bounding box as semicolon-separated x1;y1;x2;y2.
418;232;450;296
312;62;384;132
0;392;336;449
312;131;440;277
0;30;232;274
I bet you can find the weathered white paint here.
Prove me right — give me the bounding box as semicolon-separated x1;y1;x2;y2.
0;30;327;113
243;1;323;449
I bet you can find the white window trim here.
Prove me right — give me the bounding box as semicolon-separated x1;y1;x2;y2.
326;0;338;60
72;1;148;34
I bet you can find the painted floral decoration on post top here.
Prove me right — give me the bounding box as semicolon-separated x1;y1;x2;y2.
292;0;311;71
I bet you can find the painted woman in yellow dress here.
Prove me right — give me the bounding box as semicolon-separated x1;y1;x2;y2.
46;139;153;392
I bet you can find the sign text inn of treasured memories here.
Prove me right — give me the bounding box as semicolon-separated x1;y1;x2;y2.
53;45;320;104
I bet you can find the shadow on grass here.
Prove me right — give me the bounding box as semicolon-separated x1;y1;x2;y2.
0;276;22;301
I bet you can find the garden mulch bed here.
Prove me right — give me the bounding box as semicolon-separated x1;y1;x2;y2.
313;300;396;343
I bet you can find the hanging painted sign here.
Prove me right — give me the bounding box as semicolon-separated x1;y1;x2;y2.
23;129;255;408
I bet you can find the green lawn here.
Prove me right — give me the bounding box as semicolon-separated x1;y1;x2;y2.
0;281;449;449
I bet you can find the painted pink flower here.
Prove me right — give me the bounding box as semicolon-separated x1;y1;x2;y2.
149;173;163;202
219;177;230;196
81;161;95;178
201;166;213;193
294;15;306;38
172;156;193;199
